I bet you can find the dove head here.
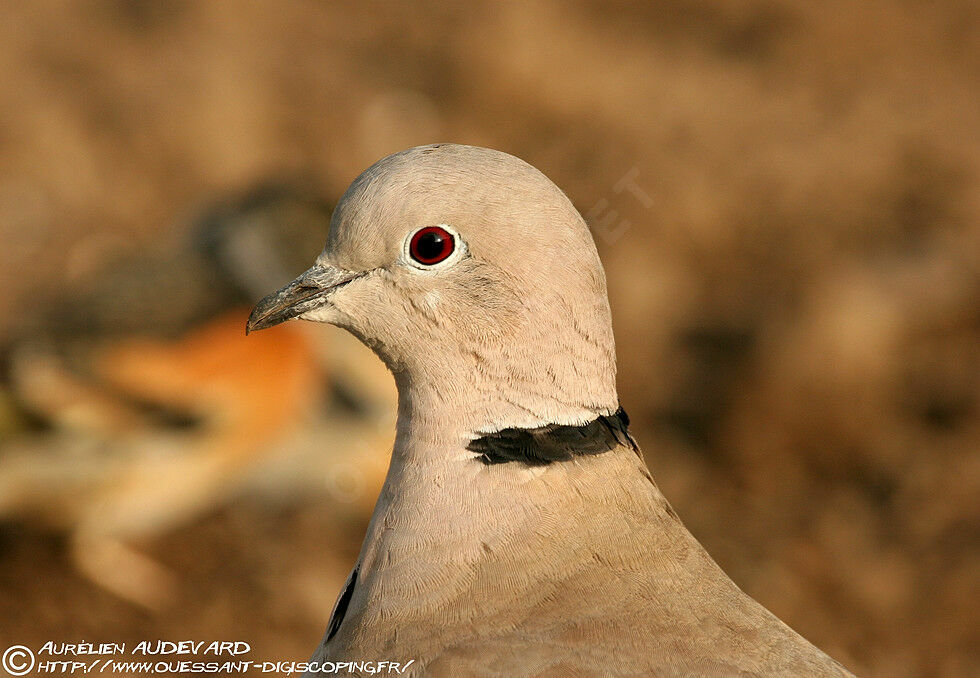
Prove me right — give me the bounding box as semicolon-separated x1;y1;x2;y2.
249;144;618;438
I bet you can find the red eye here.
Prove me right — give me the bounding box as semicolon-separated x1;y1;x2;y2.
409;226;455;265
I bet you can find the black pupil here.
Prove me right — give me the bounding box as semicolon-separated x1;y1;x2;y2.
415;230;449;262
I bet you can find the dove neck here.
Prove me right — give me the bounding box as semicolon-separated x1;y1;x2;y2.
391;364;619;450
346;426;664;643
339;364;654;647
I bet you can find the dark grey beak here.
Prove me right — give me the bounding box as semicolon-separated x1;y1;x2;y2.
246;264;362;334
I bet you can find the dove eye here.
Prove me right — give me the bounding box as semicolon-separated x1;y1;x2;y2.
408;226;456;266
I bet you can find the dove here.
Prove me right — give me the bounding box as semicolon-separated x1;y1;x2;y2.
248;144;853;676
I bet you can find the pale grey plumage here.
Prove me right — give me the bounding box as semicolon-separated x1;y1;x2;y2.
249;144;854;677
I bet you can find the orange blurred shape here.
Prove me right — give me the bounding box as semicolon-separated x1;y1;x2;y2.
98;308;323;453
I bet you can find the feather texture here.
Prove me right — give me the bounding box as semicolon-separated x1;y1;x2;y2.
468;408;637;465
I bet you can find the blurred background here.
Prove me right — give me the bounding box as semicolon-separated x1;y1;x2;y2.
0;1;977;676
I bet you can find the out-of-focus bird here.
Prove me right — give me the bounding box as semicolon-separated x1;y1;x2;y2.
0;184;394;609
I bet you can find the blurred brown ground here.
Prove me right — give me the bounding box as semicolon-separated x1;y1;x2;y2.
0;1;978;676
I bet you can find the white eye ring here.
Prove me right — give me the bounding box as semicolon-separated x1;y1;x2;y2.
402;223;467;271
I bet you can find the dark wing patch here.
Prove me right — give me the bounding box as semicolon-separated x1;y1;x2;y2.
468;407;638;466
324;567;358;644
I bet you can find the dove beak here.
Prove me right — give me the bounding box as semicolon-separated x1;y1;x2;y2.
246;264;363;334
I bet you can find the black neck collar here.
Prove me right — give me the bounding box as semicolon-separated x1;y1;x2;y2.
467;407;637;466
